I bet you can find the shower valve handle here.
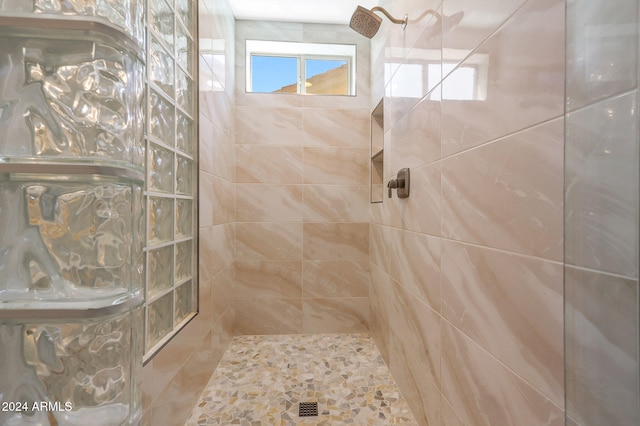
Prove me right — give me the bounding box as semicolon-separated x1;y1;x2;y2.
387;168;410;198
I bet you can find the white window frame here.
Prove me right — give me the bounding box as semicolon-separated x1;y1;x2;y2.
246;40;357;95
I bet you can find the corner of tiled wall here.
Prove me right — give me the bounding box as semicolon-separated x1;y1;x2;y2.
141;0;236;424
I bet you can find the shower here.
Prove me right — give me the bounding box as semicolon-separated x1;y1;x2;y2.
349;5;464;39
349;5;407;38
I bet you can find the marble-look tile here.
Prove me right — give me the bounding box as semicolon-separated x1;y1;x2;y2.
302;260;369;298
387;162;441;236
187;334;417;425
231;298;303;335
199;172;215;228
198;114;215;175
211;176;234;225
235;184;303;222
234;260;303;299
442;118;564;260
302;108;369;147
442;0;527;69
302;185;370;223
235;145;303;184
565;91;639;277
441;0;564;156
566;0;638;111
303;223;369;261
442;322;564;426
236;106;304;145
150;332;217;426
368;263;392;364
199;223;234;282
442;241;564;405
387;279;442;426
441;396;465;426
236;222;302;260
388;96;441;171
211;266;233;325
565;266;639;426
388;228;441;311
369;223;390;274
302;298;369;333
303;147;369;185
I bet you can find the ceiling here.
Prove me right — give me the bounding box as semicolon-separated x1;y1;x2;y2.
229;0;380;25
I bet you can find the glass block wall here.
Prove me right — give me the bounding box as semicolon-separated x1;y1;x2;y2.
145;0;197;357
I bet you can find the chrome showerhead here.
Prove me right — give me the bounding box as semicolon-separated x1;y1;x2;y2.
349;5;407;39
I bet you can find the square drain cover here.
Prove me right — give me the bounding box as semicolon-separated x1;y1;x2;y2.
299;402;318;417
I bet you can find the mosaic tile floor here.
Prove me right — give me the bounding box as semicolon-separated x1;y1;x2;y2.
186;334;418;425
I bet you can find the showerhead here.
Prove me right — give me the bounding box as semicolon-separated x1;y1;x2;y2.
349;6;408;39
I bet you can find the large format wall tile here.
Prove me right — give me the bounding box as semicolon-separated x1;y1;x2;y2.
234;260;303;299
236;106;304;145
232;298;303;335
235;145;303;184
442;322;564;425
388;228;441;311
442;241;564;405
441;0;564;156
302;260;369;298
303;223;369;260
236;184;303;222
565;267;639;426
442;118;564;260
302;297;368;333
303;185;370;223
236;222;302;260
387;279;442;426
565;91;639;278
302;108;370;147
303;147;369;185
565;0;639;112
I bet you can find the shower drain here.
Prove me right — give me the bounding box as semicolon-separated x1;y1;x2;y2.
299;402;318;417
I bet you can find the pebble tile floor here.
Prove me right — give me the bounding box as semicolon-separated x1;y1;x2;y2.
186;334;418;425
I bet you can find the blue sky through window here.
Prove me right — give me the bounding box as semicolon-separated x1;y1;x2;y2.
251;56;347;93
251;56;297;92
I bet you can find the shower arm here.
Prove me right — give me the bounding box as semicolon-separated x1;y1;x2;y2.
371;6;408;29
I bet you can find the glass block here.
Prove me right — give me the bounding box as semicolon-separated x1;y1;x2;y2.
175;0;194;31
0;309;142;425
148;197;173;244
147;245;173;298
0;34;141;165
175;240;192;281
175;199;193;238
149;90;175;144
175;70;193;114
176;112;193;155
150;0;174;48
149;143;174;193
147;291;173;348
132;63;146;168
0;179;143;306
132;186;145;290
176;155;193;195
176;21;193;76
174;280;193;324
149;36;174;98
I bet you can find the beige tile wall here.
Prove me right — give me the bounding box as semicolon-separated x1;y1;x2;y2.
232;20;372;334
141;0;236;424
370;0;566;424
564;0;640;424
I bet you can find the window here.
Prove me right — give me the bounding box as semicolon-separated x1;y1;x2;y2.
246;40;356;96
